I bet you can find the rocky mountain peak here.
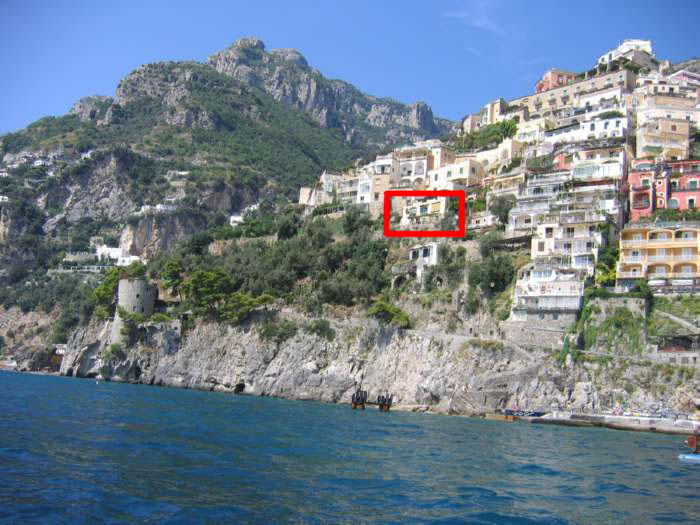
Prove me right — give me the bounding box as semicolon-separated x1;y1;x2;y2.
206;37;453;147
232;37;266;51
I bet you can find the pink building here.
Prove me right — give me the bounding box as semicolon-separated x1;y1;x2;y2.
535;68;576;94
629;159;700;221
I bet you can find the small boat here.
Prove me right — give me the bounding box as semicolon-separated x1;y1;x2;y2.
679;454;700;463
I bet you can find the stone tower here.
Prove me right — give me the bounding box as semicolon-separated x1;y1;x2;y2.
109;278;157;345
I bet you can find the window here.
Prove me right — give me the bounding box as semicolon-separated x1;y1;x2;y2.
671;125;677;132
669;199;679;209
435;174;439;181
690;198;696;209
553;313;559;320
471;167;476;175
411;250;418;260
689;180;698;189
538;241;545;252
590;123;595;131
545;227;553;238
616;120;620;127
422;247;430;257
604;121;609;129
671;180;678;189
459;167;463;175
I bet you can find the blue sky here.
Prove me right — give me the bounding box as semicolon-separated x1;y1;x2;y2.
1;0;698;134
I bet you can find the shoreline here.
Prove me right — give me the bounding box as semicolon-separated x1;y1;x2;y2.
5;368;700;436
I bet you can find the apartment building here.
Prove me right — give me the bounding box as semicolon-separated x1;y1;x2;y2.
507;169;570;236
597;39;655;69
400;197;448;226
617;222;700;292
509;69;636;119
628;160;700;221
427;159;484;190
636;118;690;161
298;171;343;207
535;68;576;94
530;217;605;274
511;262;586;323
474;138;524;173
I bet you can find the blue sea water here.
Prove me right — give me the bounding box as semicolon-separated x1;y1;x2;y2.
1;371;699;524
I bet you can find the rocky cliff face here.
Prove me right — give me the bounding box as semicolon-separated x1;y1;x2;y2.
42;152;139;230
208;38;453;147
120;212;208;259
58;308;697;415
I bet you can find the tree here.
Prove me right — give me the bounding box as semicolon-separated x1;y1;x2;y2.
498;120;518;140
469;255;514;297
343;205;372;235
219;292;272;324
160;258;184;298
181;269;234;316
368;299;410;328
276;212;301;240
489;195;516;229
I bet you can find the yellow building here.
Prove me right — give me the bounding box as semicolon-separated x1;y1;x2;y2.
617;222;700;290
636;118;690;161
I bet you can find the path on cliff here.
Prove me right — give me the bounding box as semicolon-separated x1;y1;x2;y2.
655;309;698;332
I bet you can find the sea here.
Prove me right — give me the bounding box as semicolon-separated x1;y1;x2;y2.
1;370;699;524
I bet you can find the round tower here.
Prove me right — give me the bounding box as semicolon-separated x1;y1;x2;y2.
109;278;157;345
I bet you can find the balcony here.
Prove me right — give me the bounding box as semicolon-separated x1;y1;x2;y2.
621;239;646;247
622;256;643;263
649;237;673;243
617;271;643;279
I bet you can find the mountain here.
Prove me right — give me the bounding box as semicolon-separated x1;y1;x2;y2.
207;37;454;146
668;57;700;74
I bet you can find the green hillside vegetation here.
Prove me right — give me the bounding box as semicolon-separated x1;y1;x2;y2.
1;62;367;200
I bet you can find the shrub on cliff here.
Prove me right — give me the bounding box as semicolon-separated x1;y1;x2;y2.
468;255;514;297
259;318;298;345
368;299;410;329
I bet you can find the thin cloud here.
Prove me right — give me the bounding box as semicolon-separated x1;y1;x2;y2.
443;0;507;36
465;46;482;57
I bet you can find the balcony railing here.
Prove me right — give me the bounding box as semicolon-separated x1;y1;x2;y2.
621;239;646;247
649;237;673;243
617;271;643;279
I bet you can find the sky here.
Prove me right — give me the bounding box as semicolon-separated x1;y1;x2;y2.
2;0;699;134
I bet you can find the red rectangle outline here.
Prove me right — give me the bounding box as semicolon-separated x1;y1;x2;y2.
383;190;465;238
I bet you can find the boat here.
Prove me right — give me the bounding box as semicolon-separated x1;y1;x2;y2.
679;454;700;463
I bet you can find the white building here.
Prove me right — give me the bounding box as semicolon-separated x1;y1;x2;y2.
426;159;484;191
511;263;586;322
467;211;496;231
136;204;176;216
597;39;653;66
117;255;142;267
229;214;244;226
0;195;9;203
408;242;440;281
96;245;123;261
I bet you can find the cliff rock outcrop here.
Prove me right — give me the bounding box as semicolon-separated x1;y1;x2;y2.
208;38;453;147
120;212;208;259
59;309;698;416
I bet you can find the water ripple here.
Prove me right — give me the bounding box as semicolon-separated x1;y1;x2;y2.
2;371;700;523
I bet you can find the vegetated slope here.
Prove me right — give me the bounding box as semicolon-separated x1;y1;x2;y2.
1;61;366;199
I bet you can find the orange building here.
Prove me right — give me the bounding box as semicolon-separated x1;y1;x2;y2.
535;68;576;94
